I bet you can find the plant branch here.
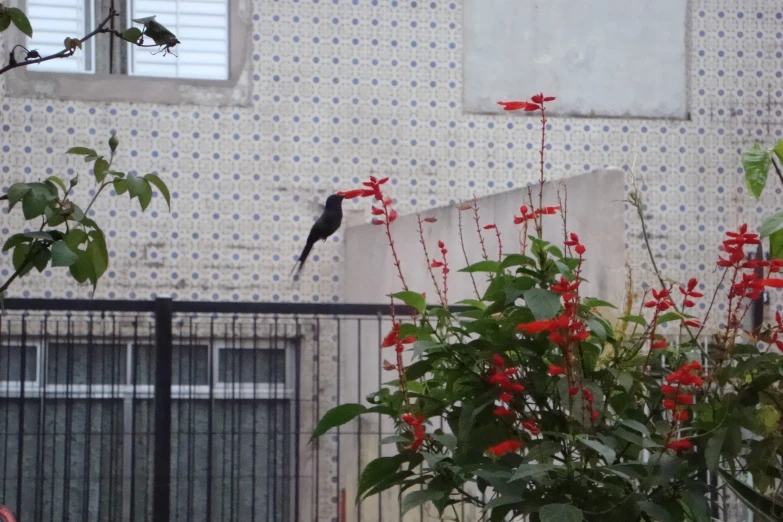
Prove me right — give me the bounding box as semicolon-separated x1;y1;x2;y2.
0;9;152;76
771;156;783;187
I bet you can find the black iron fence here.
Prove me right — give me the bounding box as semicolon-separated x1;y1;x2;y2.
0;298;434;522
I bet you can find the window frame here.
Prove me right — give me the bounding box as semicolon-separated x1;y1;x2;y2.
4;0;252;106
0;342;41;390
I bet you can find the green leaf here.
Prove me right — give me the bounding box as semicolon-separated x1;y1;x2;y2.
2;233;30;252
391;291;426;314
120;27;142;42
311;403;367;440
93;157;109;183
638;501;672;522
87;240;107;284
421;451;447;469
31;246;50;273
126;174;152;210
718;468;783;521
12;244;33;277
483;495;523;511
69;249;93;284
113;178;128;195
704;426;727;472
401;489;445;516
656;312;682;324
357;455;406;499
64;229;88;250
459;260;502;273
22;182;57;220
6;183;31;210
66;146;98;157
619;315;647;327
581;297;616;309
500;254;535;269
23;231;55;241
50;241;79;267
578;437;616;464
46;176;67;194
522;288;561;320
539;504;583;522
432;433;457;451
743;148;771;199
769;229;783;260
144;174;171;211
456;298;486;310
0;13;11;32
759;210;783;238
510;464;554;482
619;419;650;437
7;8;32;37
773;139;783;164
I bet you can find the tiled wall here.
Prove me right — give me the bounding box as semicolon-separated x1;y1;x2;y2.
1;1;781;318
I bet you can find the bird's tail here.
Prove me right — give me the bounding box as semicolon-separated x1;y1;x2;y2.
290;241;314;278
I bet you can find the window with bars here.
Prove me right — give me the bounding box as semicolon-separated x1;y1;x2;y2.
6;0;250;105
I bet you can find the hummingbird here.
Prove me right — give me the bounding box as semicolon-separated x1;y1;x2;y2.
291;194;345;277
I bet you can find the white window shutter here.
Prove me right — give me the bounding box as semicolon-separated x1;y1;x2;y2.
129;0;229;80
25;0;94;73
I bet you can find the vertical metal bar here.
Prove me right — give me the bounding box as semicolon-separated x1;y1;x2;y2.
265;323;273;522
281;323;290;521
187;318;196;522
335;317;341;522
251;315;258;522
2;318;11;507
272;316;280;521
174;322;184;522
16;314;28;521
62;315;74;522
35;316;48;522
152;297;174;522
205;318;215;522
220;322;228;522
229;317;238;522
83;313;94;520
293;320;302;522
127;317;140;522
49;320;60;522
356;318;362;522
314;317;321;521
376;313;383;522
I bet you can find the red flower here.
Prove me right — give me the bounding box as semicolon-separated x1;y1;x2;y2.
493;354;505;367
531;93;556;104
371;205;385;215
661;384;677;396
371;218;385;226
487;440;522;456
677;394;694;405
431;260;444;268
574;244;586;255
548;364;565;376
401;413;426;450
517;319;555;334
673;410;689;421
521;418;541;436
755;278;783;288
662;399;676;410
666;439;693;453
499;392;513;403
502;382;525;392
494;406;514;417
569;387;579;396
483;223;497;230
497;101;537;111
338;189;366;199
388;209;398;223
590;410;599;421
683;319;701;328
651;339;668;350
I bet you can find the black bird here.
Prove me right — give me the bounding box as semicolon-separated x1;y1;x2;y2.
291;194;345;277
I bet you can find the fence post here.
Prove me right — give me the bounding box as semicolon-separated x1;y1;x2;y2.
152;297;174;522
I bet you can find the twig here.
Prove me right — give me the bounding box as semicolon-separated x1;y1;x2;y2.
417;214;446;307
472;195;489;261
457;208;481;299
772;156;783;187
0;9;153;76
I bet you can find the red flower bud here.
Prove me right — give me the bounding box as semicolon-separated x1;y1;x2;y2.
673;410;689;421
483;224;497;230
423;217;437;223
548;364;565;376
499;392;513;403
663;399;676;410
574;244;586;255
677;394;694;405
569;387;578;396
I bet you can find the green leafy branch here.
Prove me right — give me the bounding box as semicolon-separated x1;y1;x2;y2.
742;139;783;259
0;7;178;75
1;134;170;298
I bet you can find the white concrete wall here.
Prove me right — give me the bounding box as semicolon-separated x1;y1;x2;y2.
343;169;626;311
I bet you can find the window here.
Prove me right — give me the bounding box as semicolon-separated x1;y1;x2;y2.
6;0;251;105
0;344;39;385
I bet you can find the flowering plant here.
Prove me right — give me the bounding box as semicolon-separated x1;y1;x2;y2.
315;95;783;522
